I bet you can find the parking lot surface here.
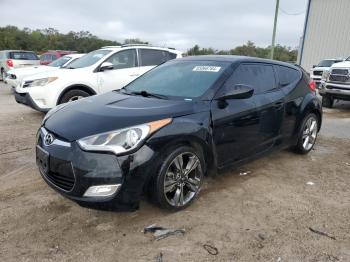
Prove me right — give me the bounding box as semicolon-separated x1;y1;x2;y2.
0;83;349;261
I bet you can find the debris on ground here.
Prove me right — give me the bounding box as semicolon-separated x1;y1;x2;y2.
276;257;282;262
308;227;336;240
239;171;251;176
258;233;265;241
203;244;219;255
306;181;315;186
144;224;185;241
155;252;163;262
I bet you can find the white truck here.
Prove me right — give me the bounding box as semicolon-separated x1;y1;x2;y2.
319;57;350;108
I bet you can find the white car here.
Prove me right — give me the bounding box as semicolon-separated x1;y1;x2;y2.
310;59;343;88
15;45;182;112
6;54;85;89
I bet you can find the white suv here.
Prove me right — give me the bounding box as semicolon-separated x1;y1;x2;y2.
15;45;182;112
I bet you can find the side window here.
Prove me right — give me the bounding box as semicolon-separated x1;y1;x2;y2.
50;54;57;61
139;49;171;66
224;64;276;94
276;66;301;86
105;49;137;70
168;52;177;60
40;54;47;61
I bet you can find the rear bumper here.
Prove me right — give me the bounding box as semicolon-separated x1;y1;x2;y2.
14;92;49;113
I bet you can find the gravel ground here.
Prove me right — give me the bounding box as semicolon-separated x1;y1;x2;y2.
0;83;349;262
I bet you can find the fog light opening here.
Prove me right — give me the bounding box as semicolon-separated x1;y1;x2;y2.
83;184;121;197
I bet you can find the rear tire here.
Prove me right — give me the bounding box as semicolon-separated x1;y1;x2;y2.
151;145;205;210
0;69;4;82
294;113;319;154
59;89;90;104
322;95;334;108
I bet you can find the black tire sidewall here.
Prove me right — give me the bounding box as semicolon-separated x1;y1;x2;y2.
322;95;333;108
296;113;318;154
154;145;205;211
59;89;90;104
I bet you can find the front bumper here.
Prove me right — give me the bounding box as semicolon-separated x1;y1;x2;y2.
14;92;49;113
319;82;350;101
36;127;157;211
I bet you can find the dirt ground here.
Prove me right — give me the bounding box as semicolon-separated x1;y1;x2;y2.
0;82;349;262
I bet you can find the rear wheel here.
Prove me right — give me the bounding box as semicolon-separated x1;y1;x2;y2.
152;146;205;210
0;69;4;81
59;89;90;104
294;113;319;154
322;95;334;108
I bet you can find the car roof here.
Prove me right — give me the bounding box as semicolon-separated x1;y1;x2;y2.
100;45;182;53
178;55;299;69
65;53;85;58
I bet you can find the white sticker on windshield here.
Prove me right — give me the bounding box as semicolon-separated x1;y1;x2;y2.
193;66;221;72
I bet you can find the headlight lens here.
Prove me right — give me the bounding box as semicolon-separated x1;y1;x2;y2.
24;77;58;88
78;118;172;155
321;70;330;81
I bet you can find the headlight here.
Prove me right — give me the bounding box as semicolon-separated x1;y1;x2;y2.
78;118;172;155
321;70;330;81
23;77;58;88
42;103;68;124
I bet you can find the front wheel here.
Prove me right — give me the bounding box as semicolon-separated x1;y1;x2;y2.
0;69;4;82
294;113;319;154
322;95;334;108
152;146;205;210
59;89;90;104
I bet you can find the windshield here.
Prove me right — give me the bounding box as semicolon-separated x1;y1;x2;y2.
67;50;111;69
9;52;39;60
317;60;342;67
124;60;230;99
48;56;71;67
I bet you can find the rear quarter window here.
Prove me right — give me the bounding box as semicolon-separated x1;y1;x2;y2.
139;49;173;66
9;52;39;60
276;66;301;87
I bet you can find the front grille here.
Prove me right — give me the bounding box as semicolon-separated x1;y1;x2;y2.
23;80;33;88
313;70;323;76
46;157;75;191
331;69;348;75
329;75;350;82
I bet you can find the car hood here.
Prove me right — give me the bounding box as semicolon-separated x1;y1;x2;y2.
22;67;86;81
330;61;350;68
10;66;57;79
44;91;210;141
312;67;328;71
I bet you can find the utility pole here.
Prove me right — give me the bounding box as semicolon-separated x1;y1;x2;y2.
270;0;280;59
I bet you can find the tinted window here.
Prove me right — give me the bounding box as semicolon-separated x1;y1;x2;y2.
276;66;301;86
105;49;137;69
225;64;276;94
68;49;111;69
139;49;172;66
125;60;230;98
9;52;38;60
317;60;342;67
168;52;177;59
50;54;57;61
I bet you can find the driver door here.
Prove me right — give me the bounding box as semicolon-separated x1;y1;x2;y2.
96;49;140;93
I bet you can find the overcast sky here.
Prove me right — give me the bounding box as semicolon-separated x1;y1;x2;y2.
0;0;308;51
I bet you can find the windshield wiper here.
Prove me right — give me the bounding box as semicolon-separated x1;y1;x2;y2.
130;90;168;100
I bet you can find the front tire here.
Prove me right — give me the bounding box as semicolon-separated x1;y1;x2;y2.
322;95;334;108
294;113;319;154
0;69;4;82
152;146;205;210
59;89;90;104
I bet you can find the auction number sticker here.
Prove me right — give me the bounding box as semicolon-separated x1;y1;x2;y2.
193;66;221;72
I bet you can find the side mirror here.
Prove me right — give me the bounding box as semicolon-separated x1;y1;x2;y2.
216;84;254;100
100;62;114;71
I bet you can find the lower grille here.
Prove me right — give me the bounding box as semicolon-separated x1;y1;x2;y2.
46;170;75;191
47;157;75;191
313;70;323;76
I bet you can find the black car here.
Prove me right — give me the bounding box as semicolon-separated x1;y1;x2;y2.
36;56;322;211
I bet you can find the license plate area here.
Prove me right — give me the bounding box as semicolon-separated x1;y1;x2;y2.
36;145;49;174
